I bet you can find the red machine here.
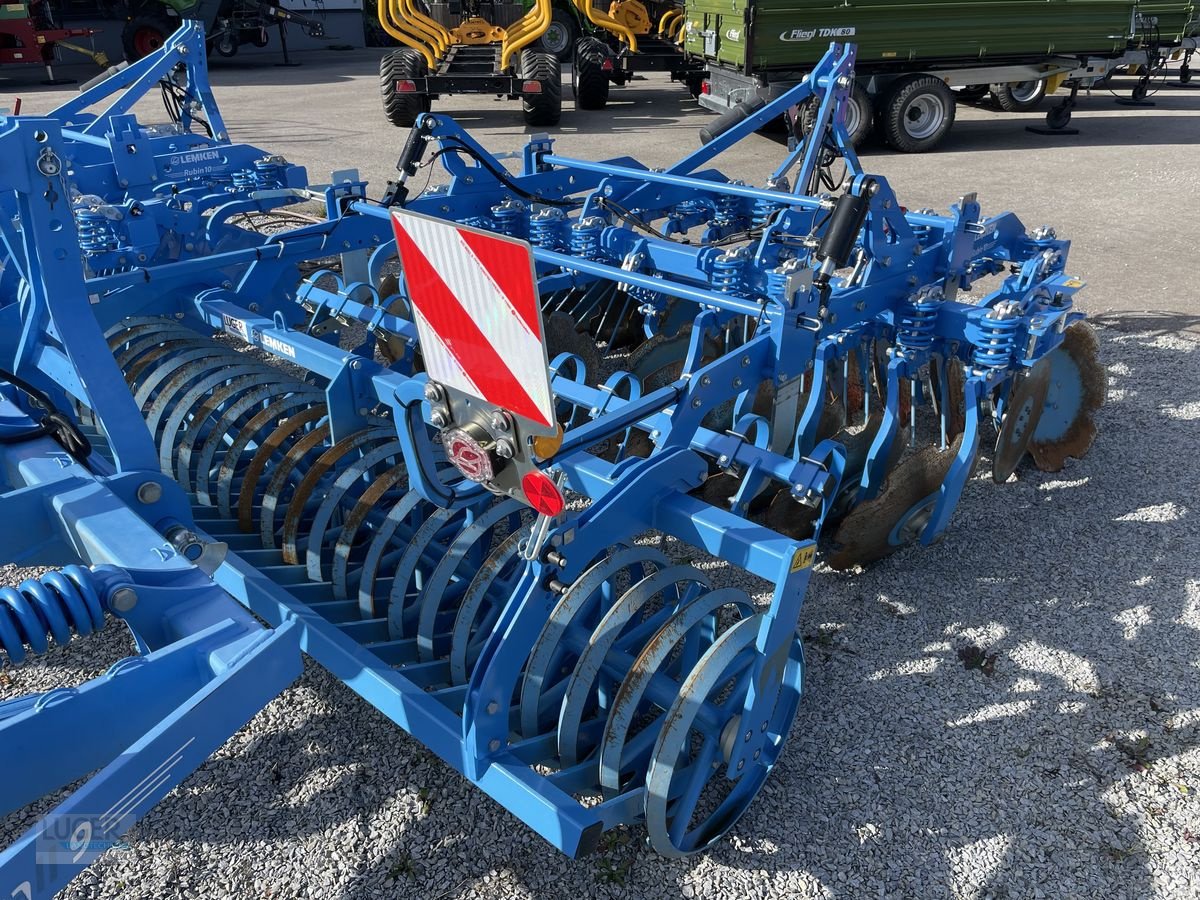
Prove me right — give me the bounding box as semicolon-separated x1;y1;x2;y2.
1;0;104;84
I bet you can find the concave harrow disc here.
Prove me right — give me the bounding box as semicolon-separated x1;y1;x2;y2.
1029;322;1106;472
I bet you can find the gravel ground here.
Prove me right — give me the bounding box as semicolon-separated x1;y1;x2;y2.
2;315;1198;899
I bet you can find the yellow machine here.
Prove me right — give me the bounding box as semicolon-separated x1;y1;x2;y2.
570;0;703;111
378;0;562;126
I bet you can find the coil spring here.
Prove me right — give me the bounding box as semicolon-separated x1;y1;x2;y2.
712;192;741;228
752;197;782;230
570;216;606;260
75;208;119;254
231;169;256;192
490;199;528;240
0;565;106;665
253;157;287;189
712;252;744;293
973;311;1020;369
529;208;568;251
895;293;941;355
765;265;789;302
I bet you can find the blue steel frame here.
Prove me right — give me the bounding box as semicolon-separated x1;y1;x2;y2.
0;28;1089;896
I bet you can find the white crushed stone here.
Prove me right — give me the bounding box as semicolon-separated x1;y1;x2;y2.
1;321;1198;900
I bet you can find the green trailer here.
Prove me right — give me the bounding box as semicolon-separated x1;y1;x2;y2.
685;0;1197;151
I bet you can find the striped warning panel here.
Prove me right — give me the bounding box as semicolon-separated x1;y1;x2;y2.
390;209;554;429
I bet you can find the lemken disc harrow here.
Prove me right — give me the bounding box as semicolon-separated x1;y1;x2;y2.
0;23;1104;896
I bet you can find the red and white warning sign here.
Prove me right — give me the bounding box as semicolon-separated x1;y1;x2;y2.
390;209;555;430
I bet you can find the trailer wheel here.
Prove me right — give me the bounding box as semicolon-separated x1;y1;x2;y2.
795;82;872;147
1045;104;1072;131
536;9;578;62
122;13;178;61
573;38;610;110
992;80;1047;112
842;82;873;146
521;50;563;127
215;33;238;57
878;74;955;153
380;49;431;128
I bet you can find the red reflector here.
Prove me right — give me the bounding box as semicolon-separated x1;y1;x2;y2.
701;81;711;94
445;428;494;482
522;470;564;517
601;59;614;72
396;79;417;93
522;80;542;93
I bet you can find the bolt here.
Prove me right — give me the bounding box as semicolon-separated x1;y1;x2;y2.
357;407;369;416
744;730;753;742
489;739;501;752
430;409;448;428
753;749;761;760
732;377;743;389
761;720;768;732
490;411;510;432
691;397;702;408
737;760;745;771
741;355;751;367
136;482;162;504
700;375;712;387
486;701;499;715
424;381;443;402
248;303;260;313
350;359;362;370
110;587;138;613
495;439;515;459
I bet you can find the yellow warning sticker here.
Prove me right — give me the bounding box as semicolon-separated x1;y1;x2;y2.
1063;278;1084;288
791;545;816;572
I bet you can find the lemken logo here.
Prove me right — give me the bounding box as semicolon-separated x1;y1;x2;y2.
168;149;222;168
780;26;856;42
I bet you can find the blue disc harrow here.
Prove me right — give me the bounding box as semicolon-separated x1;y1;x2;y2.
0;23;1104;897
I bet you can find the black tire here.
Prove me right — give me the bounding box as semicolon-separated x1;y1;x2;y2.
991;79;1047;112
380;49;431;128
1181;65;1192;85
1131;80;1149;102
878;74;956;153
794;82;872;147
536;8;577;62
684;74;704;99
573;38;610;110
521;49;563;127
215;32;237;57
842;82;874;146
1046;104;1072;130
121;12;177;61
956;84;990;102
